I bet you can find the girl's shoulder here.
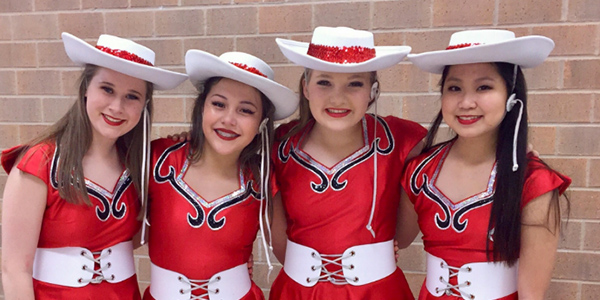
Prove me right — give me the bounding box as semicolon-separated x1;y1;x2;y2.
378;115;427;140
1;141;55;174
151;138;187;155
274;119;302;140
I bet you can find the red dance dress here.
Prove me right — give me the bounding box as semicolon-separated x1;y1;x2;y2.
401;142;571;300
142;139;264;300
1;143;142;300
269;115;427;300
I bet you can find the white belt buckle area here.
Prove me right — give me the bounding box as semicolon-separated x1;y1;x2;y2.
426;252;518;300
283;239;396;287
32;241;135;287
150;263;251;300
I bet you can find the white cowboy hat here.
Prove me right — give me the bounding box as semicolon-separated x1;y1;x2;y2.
276;26;411;73
185;50;299;120
408;29;555;74
62;32;187;90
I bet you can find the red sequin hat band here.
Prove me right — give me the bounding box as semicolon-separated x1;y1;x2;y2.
230;62;267;78
95;46;154;66
446;43;482;50
307;43;376;64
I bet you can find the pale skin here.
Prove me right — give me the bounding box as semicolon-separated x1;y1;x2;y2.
270;70;423;263
1;68;147;300
431;63;559;298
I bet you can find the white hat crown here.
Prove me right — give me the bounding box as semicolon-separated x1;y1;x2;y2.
311;26;375;49
219;52;274;80
96;34;156;65
447;29;516;49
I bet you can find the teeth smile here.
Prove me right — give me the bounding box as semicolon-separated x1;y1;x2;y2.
328;109;348;113
458;116;479;120
216;130;238;138
104;114;123;122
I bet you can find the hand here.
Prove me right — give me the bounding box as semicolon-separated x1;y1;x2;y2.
167;131;191;142
247;254;254;279
394;240;400;263
527;143;540;158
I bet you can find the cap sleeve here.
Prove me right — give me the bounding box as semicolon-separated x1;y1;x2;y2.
522;156;571;208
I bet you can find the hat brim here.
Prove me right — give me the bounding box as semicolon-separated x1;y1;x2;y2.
276;38;411;73
185;50;299;120
408;36;555;74
62;32;187;90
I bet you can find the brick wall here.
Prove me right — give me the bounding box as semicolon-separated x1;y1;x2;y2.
0;0;598;299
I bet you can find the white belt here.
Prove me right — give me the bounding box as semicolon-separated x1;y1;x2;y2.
32;241;135;287
150;262;251;300
283;239;396;287
426;252;518;300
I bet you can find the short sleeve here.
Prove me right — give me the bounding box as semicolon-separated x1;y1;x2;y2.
5;143;54;185
522;156;571;208
383;116;427;164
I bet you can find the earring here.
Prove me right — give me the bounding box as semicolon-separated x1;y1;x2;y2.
370;82;380;101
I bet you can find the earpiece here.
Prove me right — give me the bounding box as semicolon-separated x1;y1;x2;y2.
259;118;269;131
506;93;517;112
370;82;380;101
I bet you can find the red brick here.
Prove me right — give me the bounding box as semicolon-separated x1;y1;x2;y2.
582;283;600;300
528;126;556;155
403;95;441;123
380;63;430;93
0;42;37;68
152;66;192;96
105;11;155;38
0;125;19;149
131;0;179;7
558;221;581;250
554;251;600;281
61;70;83;97
41;97;75;123
185;97;197;123
237;36;288;64
369;94;402;118
591;159;600;187
557;127;600;156
37;41;72;67
568;0;600;22
433;0;494;27
568;190;600;220
0;70;16;95
374;1;430;29
542;157;586;188
153;125;192;139
18;124;50;143
564;59;600;89
12;13;59;40
0;0;32;12
155;9;204;37
314;2;370;30
373;31;405;47
272;65;304;94
583;222;600;251
35;0;79;11
17;70;62;96
0;16;11;40
528;93;593;123
0;98;42;122
405;30;455;54
140;39;184;66
182;0;228;5
533;25;599;56
58;12;105;39
258;5;311;34
594;95;600;123
183;37;235;57
82;0;128;9
207;7;257;35
522;60;561;91
546;280;580;300
153;97;186;123
498;0;562;24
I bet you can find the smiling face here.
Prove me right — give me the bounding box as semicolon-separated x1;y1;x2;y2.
85;67;147;145
201;78;263;159
441;63;508;143
303;70;373;133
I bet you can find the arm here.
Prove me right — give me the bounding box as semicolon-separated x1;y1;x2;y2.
394;141;424;249
517;190;559;300
270;192;288;264
2;167;47;300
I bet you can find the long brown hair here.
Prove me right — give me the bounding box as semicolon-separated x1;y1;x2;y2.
7;64;154;205
187;77;275;186
280;68;379;140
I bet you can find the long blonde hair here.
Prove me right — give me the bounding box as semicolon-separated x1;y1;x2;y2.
7;64;154;205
